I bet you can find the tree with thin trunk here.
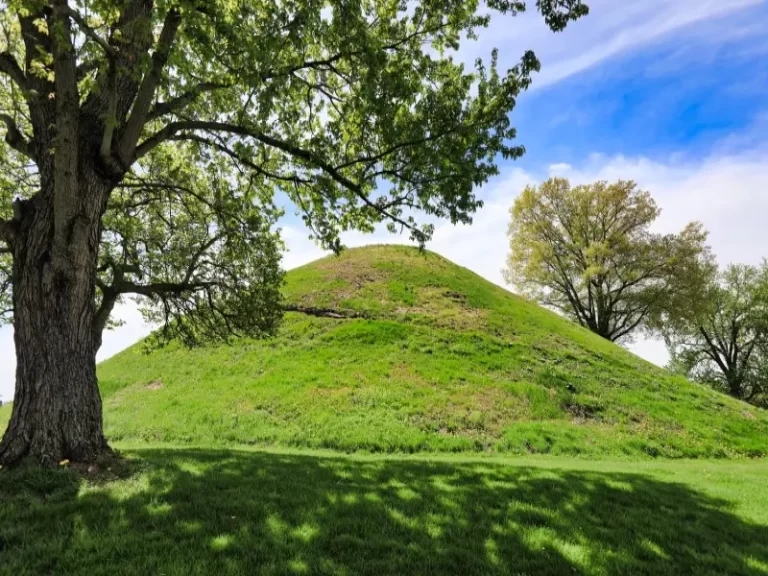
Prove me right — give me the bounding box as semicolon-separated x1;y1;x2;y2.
504;178;714;342
0;0;588;465
664;263;768;407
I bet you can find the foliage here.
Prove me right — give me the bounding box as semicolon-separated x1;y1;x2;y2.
5;246;766;459
99;143;286;346
0;0;588;344
504;178;714;343
664;263;768;407
1;448;768;575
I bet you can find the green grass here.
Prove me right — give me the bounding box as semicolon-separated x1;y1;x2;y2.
35;245;768;457
3;245;766;458
2;447;768;575
2;245;768;574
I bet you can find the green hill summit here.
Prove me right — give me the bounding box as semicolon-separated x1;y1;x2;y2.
5;245;766;457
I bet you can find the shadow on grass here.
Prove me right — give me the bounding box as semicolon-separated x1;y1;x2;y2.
1;449;767;575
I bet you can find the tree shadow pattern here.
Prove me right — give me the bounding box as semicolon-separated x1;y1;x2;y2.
1;449;767;575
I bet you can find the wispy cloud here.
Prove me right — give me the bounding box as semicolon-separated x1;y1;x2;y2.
456;0;765;88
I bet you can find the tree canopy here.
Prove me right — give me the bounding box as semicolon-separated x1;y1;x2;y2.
505;178;713;342
0;0;589;345
665;263;768;407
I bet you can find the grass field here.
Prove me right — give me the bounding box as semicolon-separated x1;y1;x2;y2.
4;245;761;458
1;245;767;575
2;448;768;575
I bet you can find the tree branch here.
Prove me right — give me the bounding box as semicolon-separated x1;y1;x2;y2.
182;234;220;285
111;278;217;297
76;60;100;81
137;120;360;188
16;14;56;148
0;114;36;162
50;0;82;254
93;287;119;349
610;311;648;342
283;304;369;319
257;23;444;83
93;259;142;348
0;218;15;246
147;82;230;121
169;133;311;184
118;8;182;164
99;63;118;166
699;326;731;377
0;52;29;91
115;178;249;228
137;121;424;237
64;7;117;57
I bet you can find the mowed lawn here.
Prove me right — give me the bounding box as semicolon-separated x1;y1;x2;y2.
2;448;767;576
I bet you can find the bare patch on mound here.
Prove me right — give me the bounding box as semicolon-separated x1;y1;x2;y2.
392;287;488;330
413;386;527;438
564;402;603;422
309;386;353;399
389;363;430;388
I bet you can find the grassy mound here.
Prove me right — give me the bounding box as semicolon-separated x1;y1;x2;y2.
2;245;767;457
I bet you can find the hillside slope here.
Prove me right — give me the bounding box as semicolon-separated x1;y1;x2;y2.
3;245;767;457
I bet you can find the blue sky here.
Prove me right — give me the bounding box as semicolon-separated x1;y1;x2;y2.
510;0;768;169
1;0;768;400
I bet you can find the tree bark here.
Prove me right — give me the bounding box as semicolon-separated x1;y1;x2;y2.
0;177;111;466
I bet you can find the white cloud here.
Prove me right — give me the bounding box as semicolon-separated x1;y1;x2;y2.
455;0;764;88
548;163;572;175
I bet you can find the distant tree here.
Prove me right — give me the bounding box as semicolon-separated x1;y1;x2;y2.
664;263;768;407
0;0;588;465
504;178;713;342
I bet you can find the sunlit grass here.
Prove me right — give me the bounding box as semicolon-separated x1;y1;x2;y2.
41;245;765;458
1;448;767;575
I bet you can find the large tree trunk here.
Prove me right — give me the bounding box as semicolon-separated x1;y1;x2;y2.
728;376;745;401
0;177;111;466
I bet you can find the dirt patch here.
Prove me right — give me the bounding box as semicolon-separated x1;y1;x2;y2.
389;363;430;388
309;386;352;399
414;386;525;437
145;380;164;391
391;287;488;330
564;402;602;422
443;290;466;302
235;400;255;413
292;260;386;310
743;410;757;420
67;454;139;485
316;260;384;288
